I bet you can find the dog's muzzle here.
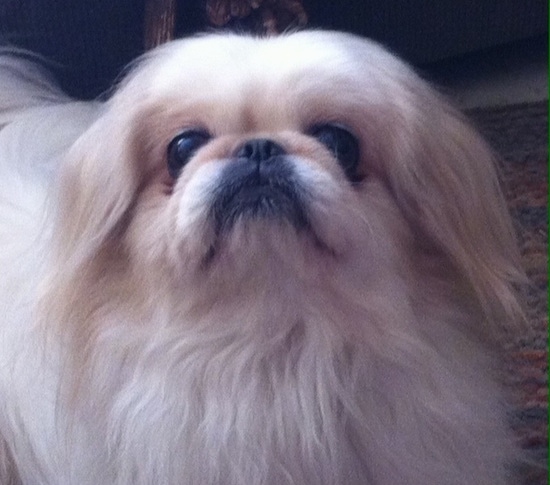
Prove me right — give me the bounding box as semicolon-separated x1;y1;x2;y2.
210;138;309;234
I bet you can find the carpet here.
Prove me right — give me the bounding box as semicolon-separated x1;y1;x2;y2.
468;101;548;485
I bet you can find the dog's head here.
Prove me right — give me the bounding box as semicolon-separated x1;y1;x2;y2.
54;31;524;338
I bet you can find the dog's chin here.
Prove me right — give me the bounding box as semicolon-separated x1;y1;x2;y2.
202;217;327;277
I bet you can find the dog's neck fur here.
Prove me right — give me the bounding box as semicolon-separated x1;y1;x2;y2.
50;222;390;483
37;218;510;485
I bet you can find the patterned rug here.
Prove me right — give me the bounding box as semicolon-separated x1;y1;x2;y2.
468;101;548;485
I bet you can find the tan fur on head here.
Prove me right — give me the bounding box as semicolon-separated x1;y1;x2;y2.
0;31;525;484
53;32;524;336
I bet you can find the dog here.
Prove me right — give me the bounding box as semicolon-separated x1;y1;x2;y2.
0;31;525;484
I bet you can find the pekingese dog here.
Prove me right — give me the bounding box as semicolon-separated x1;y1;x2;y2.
0;31;526;484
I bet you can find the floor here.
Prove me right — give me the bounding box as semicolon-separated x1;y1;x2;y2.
423;35;548;110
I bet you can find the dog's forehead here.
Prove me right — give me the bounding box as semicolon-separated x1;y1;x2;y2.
147;32;372;100
124;32;417;133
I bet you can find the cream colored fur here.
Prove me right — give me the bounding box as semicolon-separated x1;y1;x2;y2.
0;32;524;484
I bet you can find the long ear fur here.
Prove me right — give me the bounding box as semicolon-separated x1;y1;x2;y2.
43;106;143;369
53;110;140;276
387;91;526;334
50;51;158;279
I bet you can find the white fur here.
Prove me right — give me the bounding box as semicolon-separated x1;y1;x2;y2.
0;32;525;484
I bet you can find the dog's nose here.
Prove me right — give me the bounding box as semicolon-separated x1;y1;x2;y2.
234;138;286;163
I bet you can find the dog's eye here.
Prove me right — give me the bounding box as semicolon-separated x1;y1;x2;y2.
308;124;361;182
167;129;211;178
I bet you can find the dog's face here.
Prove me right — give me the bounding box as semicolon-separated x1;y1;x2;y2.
57;31;522;337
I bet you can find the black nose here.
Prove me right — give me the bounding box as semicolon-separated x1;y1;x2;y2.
234;138;286;163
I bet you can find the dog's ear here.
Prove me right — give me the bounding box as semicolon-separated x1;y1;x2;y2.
53;110;140;273
386;95;526;333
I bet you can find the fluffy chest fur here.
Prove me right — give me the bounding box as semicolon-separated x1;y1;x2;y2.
0;217;512;485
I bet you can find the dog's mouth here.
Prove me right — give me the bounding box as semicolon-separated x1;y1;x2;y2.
196;141;338;268
209;156;310;235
